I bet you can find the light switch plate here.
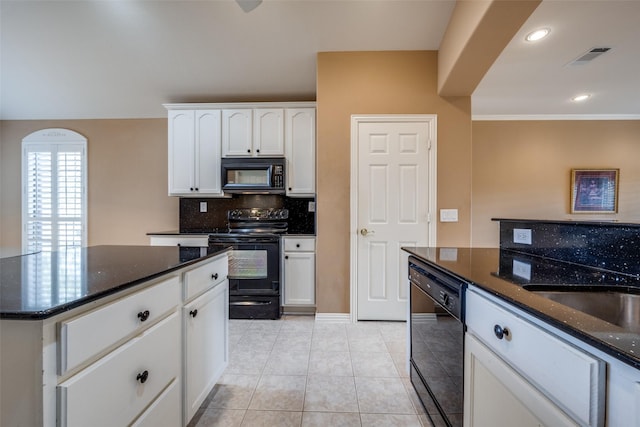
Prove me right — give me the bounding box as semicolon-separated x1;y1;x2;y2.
199;202;207;213
440;209;458;222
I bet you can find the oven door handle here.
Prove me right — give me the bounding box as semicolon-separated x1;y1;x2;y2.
229;301;273;306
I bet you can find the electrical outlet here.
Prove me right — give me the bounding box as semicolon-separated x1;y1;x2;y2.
513;228;532;245
513;260;532;280
308;202;316;212
199;202;207;213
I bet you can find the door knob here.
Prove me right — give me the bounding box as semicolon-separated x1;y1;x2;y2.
360;228;374;236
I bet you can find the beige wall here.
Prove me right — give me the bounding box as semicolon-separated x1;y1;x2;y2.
0;119;178;250
316;51;472;314
472;120;640;247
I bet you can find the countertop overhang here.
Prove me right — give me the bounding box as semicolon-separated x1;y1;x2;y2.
0;245;231;320
403;246;640;370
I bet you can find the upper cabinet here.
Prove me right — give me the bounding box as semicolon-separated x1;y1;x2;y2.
165;102;315;197
285;108;316;197
222;108;284;157
168;109;223;197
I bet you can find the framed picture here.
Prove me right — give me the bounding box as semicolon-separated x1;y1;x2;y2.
571;169;619;213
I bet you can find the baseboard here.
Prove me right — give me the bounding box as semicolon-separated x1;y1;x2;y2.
314;313;351;323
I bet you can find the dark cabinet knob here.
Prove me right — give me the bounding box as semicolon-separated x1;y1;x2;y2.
195;187;199;191
211;273;219;280
288;187;292;191
190;187;194;191
256;149;260;153
136;370;149;384
137;310;150;322
494;324;510;340
247;149;251;153
296;244;300;248
285;255;289;260
190;309;198;318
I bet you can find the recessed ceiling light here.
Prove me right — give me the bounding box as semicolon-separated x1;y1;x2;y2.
572;94;591;102
525;28;550;42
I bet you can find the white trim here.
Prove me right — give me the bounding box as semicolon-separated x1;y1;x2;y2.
349;115;437;323
472;114;640;121
314;313;351;323
164;101;316;111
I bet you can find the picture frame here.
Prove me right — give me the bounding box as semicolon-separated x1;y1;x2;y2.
571;168;619;213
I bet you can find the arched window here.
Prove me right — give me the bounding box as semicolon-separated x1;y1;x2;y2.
22;128;87;252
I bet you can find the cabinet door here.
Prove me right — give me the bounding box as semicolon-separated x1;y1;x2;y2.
195;110;223;195
285;108;315;196
222;109;252;156
168;110;196;195
283;252;315;305
254;108;284;156
184;280;229;424
464;333;579;427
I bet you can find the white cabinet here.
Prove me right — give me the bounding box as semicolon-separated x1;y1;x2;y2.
465;333;579;427
182;254;229;425
168;109;223;197
222;108;285;157
282;237;315;307
254;108;285;156
464;287;605;427
148;234;209;248
58;313;181;427
285;108;316;196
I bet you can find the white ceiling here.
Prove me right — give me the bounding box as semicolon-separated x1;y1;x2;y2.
1;0;638;121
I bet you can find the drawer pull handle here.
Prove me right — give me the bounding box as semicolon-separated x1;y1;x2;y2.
137;310;150;322
494;324;510;340
190;309;198;318
211;273;219;280
136;370;149;384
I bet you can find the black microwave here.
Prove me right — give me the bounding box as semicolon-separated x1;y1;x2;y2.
221;157;286;194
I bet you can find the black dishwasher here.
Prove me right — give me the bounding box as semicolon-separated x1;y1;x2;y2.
409;256;467;427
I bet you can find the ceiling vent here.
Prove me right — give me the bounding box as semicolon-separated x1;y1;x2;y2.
569;47;612;66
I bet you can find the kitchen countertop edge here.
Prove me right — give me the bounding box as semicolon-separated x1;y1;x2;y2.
0;246;232;321
403;247;640;370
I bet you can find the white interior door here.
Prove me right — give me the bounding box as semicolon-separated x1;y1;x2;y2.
352;116;435;321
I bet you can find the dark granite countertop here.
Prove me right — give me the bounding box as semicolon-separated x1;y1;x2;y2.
147;230;316;236
0;245;231;320
403;247;640;370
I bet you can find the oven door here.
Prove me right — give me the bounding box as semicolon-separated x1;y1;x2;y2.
209;238;280;296
410;281;464;427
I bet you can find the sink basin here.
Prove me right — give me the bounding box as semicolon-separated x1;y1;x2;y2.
522;285;640;333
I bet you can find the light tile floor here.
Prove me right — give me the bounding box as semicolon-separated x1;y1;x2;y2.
189;315;436;427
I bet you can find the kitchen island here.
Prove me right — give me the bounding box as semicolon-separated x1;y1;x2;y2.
0;245;231;427
404;246;640;427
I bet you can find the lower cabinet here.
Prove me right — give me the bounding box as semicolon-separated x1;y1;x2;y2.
465;333;579;427
282;237;315;308
58;313;181;427
183;279;229;424
465;287;605;427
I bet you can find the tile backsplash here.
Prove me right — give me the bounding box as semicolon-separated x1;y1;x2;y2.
180;195;315;234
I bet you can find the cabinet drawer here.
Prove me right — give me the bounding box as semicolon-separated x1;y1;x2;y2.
59;276;180;374
131;378;181;427
466;289;604;427
184;253;229;300
149;235;209;247
283;237;315;252
58;312;180;427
